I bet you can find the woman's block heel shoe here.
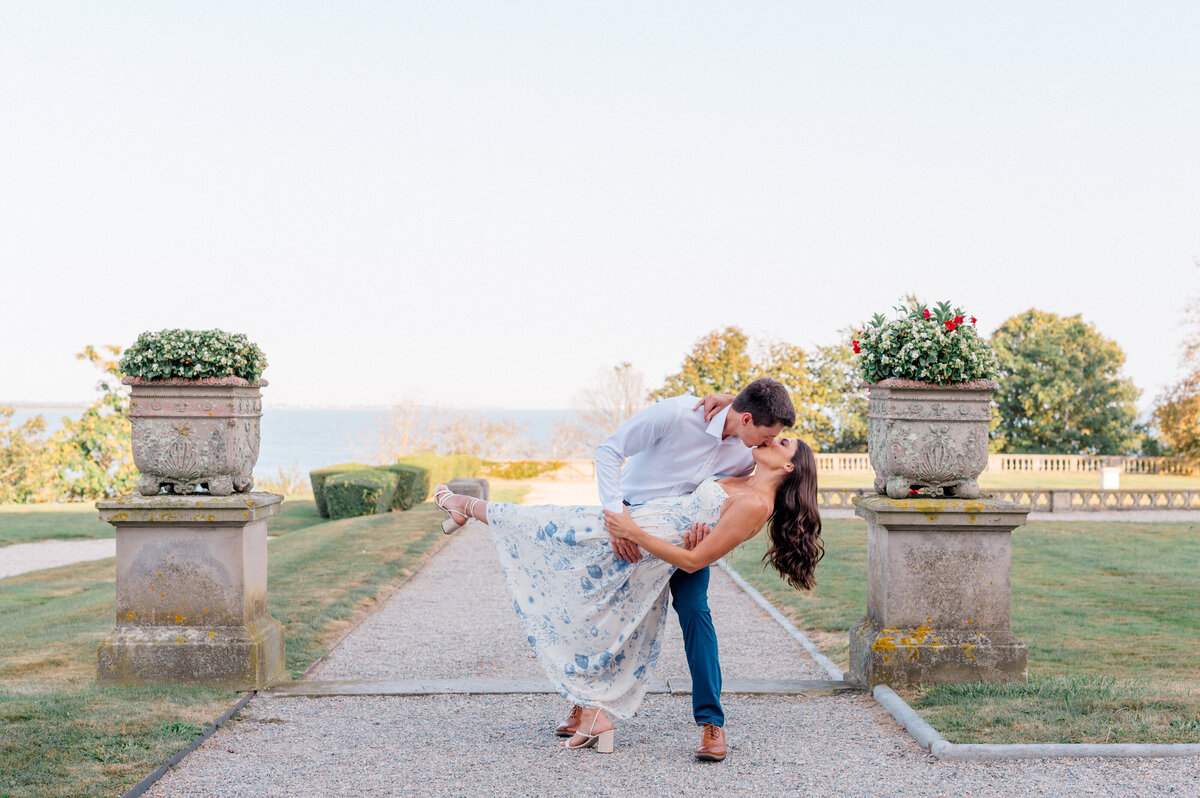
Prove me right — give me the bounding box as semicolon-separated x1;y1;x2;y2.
561;712;614;753
433;485;477;536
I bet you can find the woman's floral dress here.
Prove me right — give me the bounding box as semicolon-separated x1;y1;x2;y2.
485;477;728;719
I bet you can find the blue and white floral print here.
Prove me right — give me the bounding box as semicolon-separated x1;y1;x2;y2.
485;477;728;719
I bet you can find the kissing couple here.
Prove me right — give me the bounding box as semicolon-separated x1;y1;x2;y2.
433;377;823;759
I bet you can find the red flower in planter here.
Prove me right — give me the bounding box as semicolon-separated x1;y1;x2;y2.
954;315;964;324
944;320;958;332
852;340;861;354
970;316;977;324
922;309;931;320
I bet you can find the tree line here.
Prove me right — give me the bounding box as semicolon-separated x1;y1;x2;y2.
563;304;1200;461
3;301;1199;503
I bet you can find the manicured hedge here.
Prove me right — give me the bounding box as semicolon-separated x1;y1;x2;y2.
481;460;563;480
395;455;482;499
324;470;400;520
376;463;429;511
310;463;373;518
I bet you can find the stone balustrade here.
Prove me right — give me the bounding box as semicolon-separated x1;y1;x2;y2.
819;487;1200;513
812;453;1193;476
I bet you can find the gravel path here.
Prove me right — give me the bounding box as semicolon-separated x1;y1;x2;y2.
144;505;1200;797
0;538;115;578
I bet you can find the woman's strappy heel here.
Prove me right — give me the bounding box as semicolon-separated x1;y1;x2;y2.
433;485;477;535
560;709;614;754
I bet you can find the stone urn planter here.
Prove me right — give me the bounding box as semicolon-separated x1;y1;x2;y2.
867;378;997;499
125;376;265;496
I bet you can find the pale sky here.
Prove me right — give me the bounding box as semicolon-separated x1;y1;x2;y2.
2;2;1197;411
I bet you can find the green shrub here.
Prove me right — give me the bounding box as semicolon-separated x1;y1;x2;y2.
119;329;268;382
309;463;372;518
376;463;429;511
324;470;400;520
395;455;482;499
482;460;564;480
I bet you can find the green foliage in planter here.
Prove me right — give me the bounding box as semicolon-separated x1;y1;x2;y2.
119;329;267;382
376;463;429;511
395;454;482;499
855;300;998;385
309;463;372;518
482;460;564;480
324;470;400;520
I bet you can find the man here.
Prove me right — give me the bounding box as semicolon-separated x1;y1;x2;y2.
553;377;796;761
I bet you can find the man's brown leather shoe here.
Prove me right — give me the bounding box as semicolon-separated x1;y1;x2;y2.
695;722;727;761
555;705;583;737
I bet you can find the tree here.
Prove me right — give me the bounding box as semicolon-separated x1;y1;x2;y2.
48;345;139;500
1153;280;1200;462
551;363;652;457
653;327;756;400
809;327;869;452
990;310;1141;455
361;402;537;462
0;408;56;503
755;340;833;448
653;327;829;445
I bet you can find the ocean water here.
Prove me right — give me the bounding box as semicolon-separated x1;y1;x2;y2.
5;406;577;478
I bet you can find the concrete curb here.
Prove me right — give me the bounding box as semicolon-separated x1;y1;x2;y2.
716;559;1200;761
873;686;946;750
931;741;1200;760
120;691;255;798
299;528;457;680
714;559;844;681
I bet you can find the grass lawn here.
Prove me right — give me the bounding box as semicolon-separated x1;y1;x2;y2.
0;496;325;548
0;499;455;798
727;518;1200;744
817;472;1200;491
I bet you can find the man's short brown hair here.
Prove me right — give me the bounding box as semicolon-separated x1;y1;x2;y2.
731;377;796;428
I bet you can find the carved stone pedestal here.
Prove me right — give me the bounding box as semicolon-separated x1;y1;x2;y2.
95;493;287;689
848;495;1029;689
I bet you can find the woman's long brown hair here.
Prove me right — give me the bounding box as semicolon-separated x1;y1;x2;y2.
762;438;824;591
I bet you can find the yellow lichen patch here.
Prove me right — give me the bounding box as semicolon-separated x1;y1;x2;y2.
176;636;186;645
961;643;977;660
126;611;135;620
872;636;897;654
174;614;184;624
209;631;215;639
964;502;984;523
898;618;934;647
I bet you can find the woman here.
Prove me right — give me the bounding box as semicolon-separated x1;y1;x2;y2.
432;436;822;753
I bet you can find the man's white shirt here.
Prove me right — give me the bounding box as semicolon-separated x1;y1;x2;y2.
595;395;756;513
